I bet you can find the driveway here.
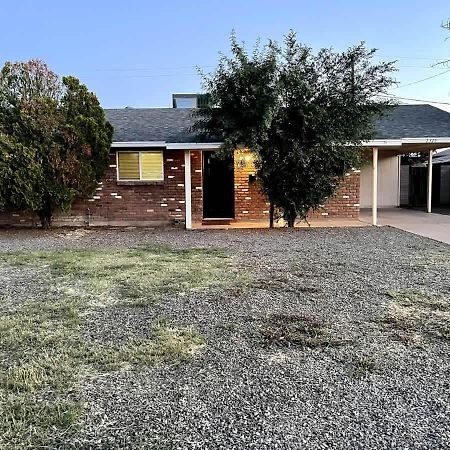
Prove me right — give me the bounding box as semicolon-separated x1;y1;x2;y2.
360;208;450;244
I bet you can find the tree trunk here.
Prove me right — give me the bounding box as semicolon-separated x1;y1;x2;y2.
269;202;274;228
284;208;296;228
38;198;53;229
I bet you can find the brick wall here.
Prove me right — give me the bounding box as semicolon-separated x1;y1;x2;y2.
0;150;188;227
309;170;360;219
234;151;270;221
73;150;187;226
0;148;360;227
232;150;360;221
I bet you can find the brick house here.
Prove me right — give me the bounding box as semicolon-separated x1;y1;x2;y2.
1;102;450;228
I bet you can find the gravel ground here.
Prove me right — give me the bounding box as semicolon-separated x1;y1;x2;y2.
1;226;449;449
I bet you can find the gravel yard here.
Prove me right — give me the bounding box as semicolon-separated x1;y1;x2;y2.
0;226;449;449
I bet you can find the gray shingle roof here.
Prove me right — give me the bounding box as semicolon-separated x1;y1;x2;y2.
376;105;450;139
105;104;450;143
105;108;198;143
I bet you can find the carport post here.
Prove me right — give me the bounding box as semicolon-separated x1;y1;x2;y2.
372;147;378;226
184;150;192;229
427;150;433;213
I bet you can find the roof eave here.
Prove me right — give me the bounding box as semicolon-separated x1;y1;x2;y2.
111;141;222;149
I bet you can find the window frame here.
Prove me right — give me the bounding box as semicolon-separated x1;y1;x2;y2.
116;151;164;181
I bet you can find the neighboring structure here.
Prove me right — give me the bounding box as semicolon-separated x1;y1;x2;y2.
1;101;450;228
399;148;450;208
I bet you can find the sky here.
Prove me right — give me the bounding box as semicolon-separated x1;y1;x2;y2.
2;0;450;110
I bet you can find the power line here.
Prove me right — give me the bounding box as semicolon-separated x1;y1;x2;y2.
377;55;449;61
392;69;450;89
86;65;215;73
380;93;450;106
75;55;448;74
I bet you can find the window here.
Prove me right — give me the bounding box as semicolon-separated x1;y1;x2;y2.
117;151;164;181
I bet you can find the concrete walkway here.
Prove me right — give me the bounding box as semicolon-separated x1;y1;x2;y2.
360;208;450;244
193;218;369;230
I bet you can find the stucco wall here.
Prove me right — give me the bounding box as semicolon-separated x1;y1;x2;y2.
360;155;400;208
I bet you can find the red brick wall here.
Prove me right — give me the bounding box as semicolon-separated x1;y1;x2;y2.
309;171;360;219
232;150;360;221
71;150;187;226
234;151;271;221
0;150;188;227
0;148;360;227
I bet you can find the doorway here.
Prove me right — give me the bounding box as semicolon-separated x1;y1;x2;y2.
202;152;235;218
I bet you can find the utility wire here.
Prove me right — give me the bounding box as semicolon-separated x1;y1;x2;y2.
392;69;450;89
380;93;450;106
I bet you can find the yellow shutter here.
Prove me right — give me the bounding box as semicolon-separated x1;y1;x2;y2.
118;152;140;180
141;152;164;180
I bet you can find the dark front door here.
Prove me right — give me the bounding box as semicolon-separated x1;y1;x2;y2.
203;152;234;218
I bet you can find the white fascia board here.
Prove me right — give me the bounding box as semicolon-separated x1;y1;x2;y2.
111;137;450;150
364;138;450;147
166;142;222;150
111;141;166;148
400;137;450;144
363;139;402;147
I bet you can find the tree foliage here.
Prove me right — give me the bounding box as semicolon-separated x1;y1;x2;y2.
0;60;113;227
194;31;395;226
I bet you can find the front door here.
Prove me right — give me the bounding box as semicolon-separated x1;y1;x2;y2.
203;152;235;218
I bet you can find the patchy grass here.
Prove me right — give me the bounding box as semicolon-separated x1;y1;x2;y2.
0;394;83;450
261;313;344;349
350;356;379;379
0;244;233;449
382;290;450;342
2;245;248;306
424;249;450;268
0;296;205;449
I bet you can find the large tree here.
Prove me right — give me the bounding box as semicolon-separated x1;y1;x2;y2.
194;31;395;226
0;60;113;227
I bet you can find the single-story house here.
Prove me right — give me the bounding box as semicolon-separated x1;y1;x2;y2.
1;101;450;228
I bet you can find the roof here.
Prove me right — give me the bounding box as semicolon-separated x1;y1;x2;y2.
105;108;198;143
434;148;450;164
105;104;450;143
376;105;450;139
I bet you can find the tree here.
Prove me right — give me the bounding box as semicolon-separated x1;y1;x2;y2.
194;31;395;227
0;60;113;227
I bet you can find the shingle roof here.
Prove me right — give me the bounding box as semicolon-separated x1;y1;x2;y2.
376;105;450;139
105;108;198;143
105;104;450;143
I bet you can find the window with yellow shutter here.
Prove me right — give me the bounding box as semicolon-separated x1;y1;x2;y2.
118;152;140;180
141;152;164;180
117;151;164;181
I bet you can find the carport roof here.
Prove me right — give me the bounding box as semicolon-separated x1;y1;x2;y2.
105;104;450;144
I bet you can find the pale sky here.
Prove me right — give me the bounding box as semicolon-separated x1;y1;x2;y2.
2;0;450;110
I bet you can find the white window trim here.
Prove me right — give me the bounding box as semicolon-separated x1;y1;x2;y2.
116;151;164;181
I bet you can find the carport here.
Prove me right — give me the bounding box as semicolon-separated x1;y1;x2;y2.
363;105;450;226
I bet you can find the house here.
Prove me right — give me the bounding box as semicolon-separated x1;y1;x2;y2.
1;100;450;228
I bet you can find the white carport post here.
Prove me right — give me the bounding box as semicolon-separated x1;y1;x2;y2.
184;150;192;229
372;147;378;226
427;150;433;213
